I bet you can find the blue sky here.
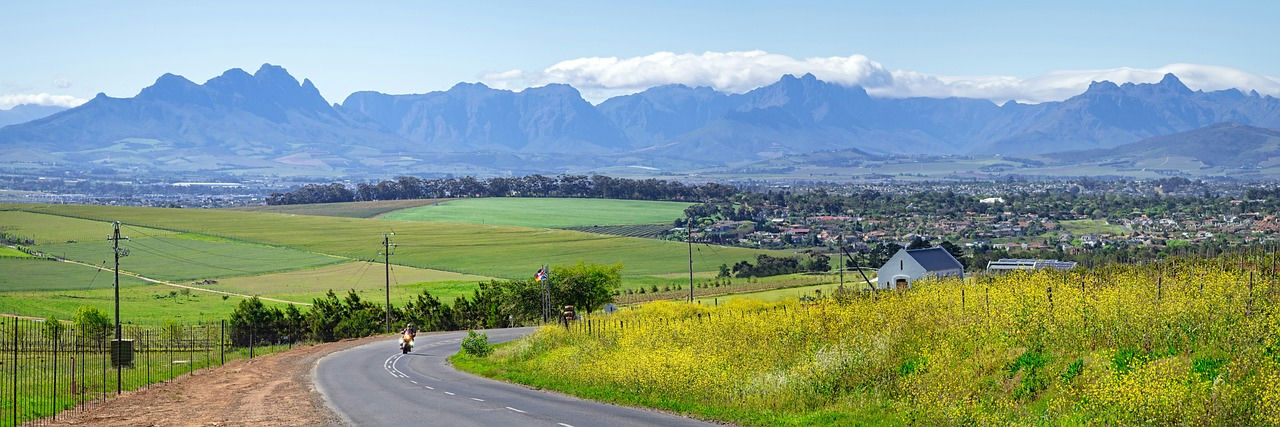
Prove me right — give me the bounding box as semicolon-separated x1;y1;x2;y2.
3;0;1278;107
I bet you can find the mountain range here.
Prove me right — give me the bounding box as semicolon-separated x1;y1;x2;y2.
0;104;66;128
3;63;1280;176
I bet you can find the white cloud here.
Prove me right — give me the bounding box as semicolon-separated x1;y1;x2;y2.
481;51;1280;104
0;93;88;110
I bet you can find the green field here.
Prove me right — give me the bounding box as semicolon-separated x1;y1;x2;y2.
0;203;781;323
228;199;450;218
0;210;177;245
35;234;344;282
380;197;693;228
207;261;493;304
1059;219;1128;236
0;246;32;257
0;283;253;323
0;257;148;291
6;204;776;280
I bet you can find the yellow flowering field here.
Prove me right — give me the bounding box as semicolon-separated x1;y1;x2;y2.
455;254;1280;425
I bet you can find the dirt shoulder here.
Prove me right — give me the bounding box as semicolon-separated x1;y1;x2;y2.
49;335;388;426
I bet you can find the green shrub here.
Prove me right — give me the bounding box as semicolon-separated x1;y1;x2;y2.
461;330;493;357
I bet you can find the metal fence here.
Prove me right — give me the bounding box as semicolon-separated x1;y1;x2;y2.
0;317;298;426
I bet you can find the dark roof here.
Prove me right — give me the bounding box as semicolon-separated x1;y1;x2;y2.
906;247;964;271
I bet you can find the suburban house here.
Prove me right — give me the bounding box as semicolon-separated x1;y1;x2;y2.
876;247;965;290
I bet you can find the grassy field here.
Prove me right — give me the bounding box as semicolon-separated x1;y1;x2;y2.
1059;219;1128;236
206;261;493;304
379;197;692;228
0;283;256;324
34;234;345;282
5;204;777;280
0;258;150;291
454;257;1280;425
227;199;450;218
0;210;177;245
0;245;32;257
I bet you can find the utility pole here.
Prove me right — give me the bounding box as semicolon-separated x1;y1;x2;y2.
107;221;128;395
381;232;396;333
687;218;694;303
838;234;844;290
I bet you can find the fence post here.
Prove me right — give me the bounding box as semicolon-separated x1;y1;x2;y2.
54;332;59;421
220;320;225;366
249;323;254;359
11;318;17;427
146;330;150;385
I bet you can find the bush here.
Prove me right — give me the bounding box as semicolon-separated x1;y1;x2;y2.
73;306;111;342
461;330;493;357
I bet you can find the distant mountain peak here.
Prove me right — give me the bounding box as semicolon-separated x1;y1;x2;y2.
1154;73;1192;94
1085;80;1121;93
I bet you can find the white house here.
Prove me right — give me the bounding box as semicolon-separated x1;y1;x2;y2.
877;247;965;290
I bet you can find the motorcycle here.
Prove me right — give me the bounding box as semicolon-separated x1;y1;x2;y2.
399;331;415;354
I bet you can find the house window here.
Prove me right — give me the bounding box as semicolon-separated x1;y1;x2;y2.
900;260;903;270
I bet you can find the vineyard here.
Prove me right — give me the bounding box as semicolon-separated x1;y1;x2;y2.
561;224;672;239
454;253;1280;425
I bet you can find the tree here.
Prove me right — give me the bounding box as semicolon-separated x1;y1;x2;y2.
940;241;969;269
551;262;622;314
73;306;112;344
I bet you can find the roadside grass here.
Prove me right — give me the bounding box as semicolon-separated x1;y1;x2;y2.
226;199;450;218
453;259;1280;425
379;198;693;229
7;204;777;279
1059;219;1127;236
0;258;149;291
450;343;863;426
0;284;267;324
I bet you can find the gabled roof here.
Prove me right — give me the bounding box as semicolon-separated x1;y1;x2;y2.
905;247;964;271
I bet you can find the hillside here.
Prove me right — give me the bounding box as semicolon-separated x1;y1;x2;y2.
1049;122;1280;169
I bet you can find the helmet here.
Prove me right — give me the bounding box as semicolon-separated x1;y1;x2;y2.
406;323;415;329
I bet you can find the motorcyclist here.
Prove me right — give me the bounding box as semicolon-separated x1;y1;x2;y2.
399;323;417;339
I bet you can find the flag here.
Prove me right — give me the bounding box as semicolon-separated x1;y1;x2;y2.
534;265;547;281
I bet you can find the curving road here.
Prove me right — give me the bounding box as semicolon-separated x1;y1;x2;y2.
313;327;711;427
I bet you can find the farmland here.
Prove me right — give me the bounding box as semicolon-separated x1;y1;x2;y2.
379;197;692;228
1;203;785;323
206;261;493;304
35;234;343;282
5;204;775;279
0;258;148;292
0;246;31;258
455;255;1280;425
228;199;450;218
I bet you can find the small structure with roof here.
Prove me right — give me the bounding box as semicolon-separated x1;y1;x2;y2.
985;258;1077;273
877;247;965;290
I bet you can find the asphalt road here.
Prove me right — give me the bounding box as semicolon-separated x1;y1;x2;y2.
314;327;712;427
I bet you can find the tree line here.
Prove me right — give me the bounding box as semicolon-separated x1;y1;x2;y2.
265;175;739;205
223;262;621;345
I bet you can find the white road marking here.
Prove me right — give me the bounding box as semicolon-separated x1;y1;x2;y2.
423;385;434;390
558;423;575;427
469;397;484;402
505;406;527;414
444;392;456;396
409;380;418;384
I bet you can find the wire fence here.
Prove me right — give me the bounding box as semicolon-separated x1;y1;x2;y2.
0;318;303;426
